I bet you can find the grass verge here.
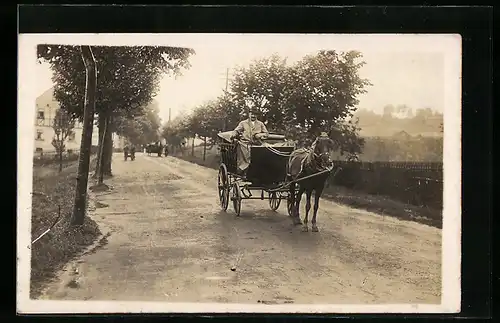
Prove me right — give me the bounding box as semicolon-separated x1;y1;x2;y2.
322;185;442;228
30;157;101;299
173;150;442;229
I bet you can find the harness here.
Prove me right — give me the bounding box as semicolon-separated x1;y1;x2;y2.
286;139;332;178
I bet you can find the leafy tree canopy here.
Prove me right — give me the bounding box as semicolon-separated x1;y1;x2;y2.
173;50;371;159
114;101;163;145
37;45;195;121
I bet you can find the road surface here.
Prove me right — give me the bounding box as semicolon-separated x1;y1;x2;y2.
38;153;442;304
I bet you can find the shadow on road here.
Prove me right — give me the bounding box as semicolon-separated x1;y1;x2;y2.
213;209;326;251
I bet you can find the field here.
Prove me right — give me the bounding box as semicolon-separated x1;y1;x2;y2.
172;144;443;228
30;155;101;298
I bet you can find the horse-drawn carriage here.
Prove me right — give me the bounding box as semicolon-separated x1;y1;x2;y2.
216;130;340;218
217;131;296;216
217;129;343;233
145;143;167;157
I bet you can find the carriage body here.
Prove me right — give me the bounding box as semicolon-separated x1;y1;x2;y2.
145;143;163;157
217;131;297;216
219;140;295;186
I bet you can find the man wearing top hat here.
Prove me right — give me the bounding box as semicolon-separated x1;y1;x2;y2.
230;108;269;175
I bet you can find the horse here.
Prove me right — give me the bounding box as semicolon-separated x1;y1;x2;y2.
287;133;338;232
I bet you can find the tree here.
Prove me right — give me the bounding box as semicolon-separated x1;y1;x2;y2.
37;44;195;177
161;50;371;160
51;109;75;172
328;118;366;160
230;55;291;132
185;101;227;160
227;50;370;153
114;100;162;146
162;113;191;155
288;50;371;143
72;45;97;226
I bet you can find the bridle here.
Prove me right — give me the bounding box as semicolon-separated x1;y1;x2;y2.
311;139;333;168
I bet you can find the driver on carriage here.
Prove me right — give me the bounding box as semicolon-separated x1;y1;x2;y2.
230;108;269;175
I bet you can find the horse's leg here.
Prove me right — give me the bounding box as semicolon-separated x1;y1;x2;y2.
288;182;295;217
311;185;324;232
290;182;302;225
302;188;312;232
295;185;306;227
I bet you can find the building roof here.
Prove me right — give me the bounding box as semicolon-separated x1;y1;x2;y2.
36;87;58;110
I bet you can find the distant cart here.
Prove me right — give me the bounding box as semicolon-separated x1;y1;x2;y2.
145;143;163;157
124;147;135;161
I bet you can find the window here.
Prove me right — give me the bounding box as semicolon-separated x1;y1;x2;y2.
36;130;43;141
37;110;45;120
69;131;76;141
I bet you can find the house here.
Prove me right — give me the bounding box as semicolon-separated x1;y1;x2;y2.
34;87;105;153
113;133;126;150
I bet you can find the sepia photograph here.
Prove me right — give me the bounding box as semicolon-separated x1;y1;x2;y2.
17;33;461;314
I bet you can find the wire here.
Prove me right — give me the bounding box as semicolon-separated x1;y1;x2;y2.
30;192;66;245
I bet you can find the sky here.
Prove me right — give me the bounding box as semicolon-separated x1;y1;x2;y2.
34;34;448;124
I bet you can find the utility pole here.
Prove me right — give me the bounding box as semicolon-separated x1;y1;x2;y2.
168;107;171;123
225;67;229;92
223;67;230;132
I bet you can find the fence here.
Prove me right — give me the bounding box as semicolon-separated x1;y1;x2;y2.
33;146;99;166
330;160;443;210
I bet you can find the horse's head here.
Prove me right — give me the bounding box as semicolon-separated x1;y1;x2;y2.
312;133;336;167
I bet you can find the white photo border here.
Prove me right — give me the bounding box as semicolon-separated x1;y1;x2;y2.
17;33;462;314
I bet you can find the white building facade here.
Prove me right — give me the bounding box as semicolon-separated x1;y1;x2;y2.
34;88;126;153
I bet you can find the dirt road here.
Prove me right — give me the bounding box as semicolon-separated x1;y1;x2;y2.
38;153;442;304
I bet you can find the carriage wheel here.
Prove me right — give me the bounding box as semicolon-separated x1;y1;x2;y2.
232;182;242;216
268;192;281;211
218;165;230;211
287;194;295;217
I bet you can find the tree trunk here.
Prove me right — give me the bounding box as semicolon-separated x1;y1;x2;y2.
98;114;109;184
203;137;207;161
72;45;97;226
102;118;113;175
94;113;105;178
58;148;63;172
191;137;195;156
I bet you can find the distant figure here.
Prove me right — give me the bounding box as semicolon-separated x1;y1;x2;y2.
130;144;136;160
156;141;162;157
123;144;130;161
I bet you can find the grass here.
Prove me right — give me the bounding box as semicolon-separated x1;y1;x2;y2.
173;146;442;229
33;151;81;167
321;185;442;228
30;157;101;299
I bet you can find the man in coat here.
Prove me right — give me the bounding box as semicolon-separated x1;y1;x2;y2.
231;109;269;174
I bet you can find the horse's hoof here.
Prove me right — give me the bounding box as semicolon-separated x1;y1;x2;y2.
302;226;309;232
312;226;319;232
